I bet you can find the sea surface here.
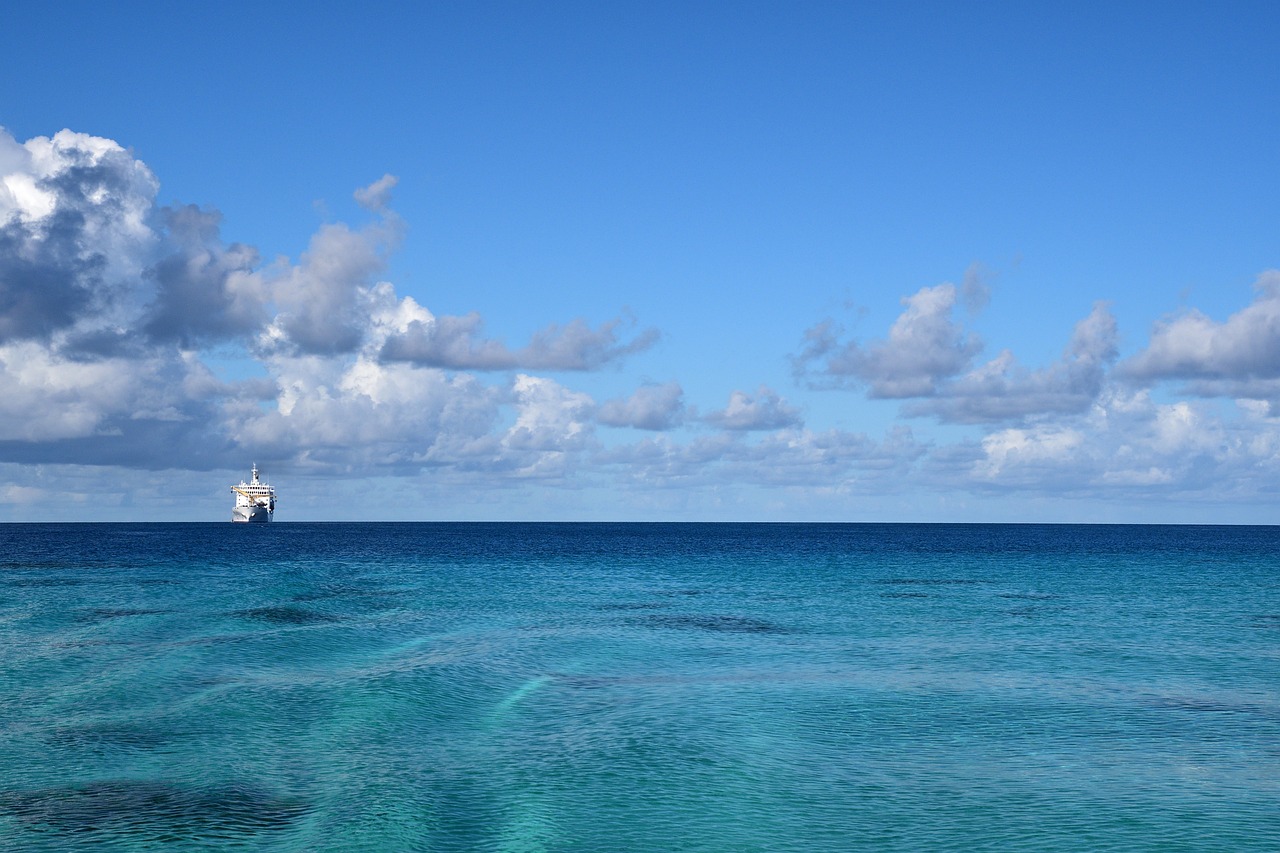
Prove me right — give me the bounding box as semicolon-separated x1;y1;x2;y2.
0;523;1277;851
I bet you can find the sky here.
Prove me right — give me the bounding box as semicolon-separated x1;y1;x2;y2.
0;1;1279;522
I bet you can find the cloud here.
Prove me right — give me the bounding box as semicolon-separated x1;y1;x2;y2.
0;216;99;340
923;387;1274;499
1121;270;1280;387
905;302;1118;423
798;274;1119;424
232;353;504;474
500;374;596;478
597;381;685;430
0;340;162;441
379;313;658;371
959;262;991;314
505;374;594;449
782;275;1280;504
0;340;240;468
0;128;159;342
598;424;925;490
8;126;1280;518
703;386;802;431
0;128;669;485
0;131;398;357
264;215;398;356
795;281;982;397
974;425;1085;479
142;205;267;346
1180;378;1280;411
353;173;398;211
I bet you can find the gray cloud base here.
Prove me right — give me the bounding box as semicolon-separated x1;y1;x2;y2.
380;315;659;371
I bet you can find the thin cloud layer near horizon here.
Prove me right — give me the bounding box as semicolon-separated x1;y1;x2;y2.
0;2;1278;522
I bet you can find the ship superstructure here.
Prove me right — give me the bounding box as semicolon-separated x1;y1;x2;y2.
231;464;276;522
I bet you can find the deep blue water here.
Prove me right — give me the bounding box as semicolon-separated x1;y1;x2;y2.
0;523;1277;851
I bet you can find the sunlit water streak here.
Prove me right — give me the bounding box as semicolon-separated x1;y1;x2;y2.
0;523;1277;851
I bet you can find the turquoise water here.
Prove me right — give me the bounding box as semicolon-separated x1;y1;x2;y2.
0;523;1277;851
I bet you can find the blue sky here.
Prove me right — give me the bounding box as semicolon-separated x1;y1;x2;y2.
1;1;1278;521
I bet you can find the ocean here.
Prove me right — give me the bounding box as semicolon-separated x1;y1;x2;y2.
0;523;1276;851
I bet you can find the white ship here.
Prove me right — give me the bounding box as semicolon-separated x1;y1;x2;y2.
231;464;276;522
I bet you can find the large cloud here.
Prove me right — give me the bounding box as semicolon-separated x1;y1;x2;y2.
1121;271;1280;395
0;128;158;342
499;374;597;478
796;281;983;398
783;272;1280;506
264;218;397;355
142;205;267;346
905;302;1119;423
923;387;1276;499
231;353;503;474
0;340;242;468
0;127;667;484
797;275;1119;425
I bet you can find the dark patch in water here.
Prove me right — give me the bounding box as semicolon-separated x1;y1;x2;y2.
998;592;1056;601
3;576;85;588
1146;696;1268;716
656;588;707;597
0;780;309;837
1007;605;1063;618
556;674;618;689
232;606;340;625
877;578;981;586
0;561;73;570
640;613;790;634
52;637;125;650
77;607;171;622
46;721;182;750
1250;614;1280;629
880;592;929;599
595;601;669;611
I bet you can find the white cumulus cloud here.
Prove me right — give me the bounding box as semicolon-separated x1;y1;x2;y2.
597;382;685;430
1122;271;1280;395
703;386;802;431
796;281;982;398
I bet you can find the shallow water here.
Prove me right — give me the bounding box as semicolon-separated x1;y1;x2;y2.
1;523;1277;850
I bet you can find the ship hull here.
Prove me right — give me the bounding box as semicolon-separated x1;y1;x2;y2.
232;504;272;523
231;464;276;522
